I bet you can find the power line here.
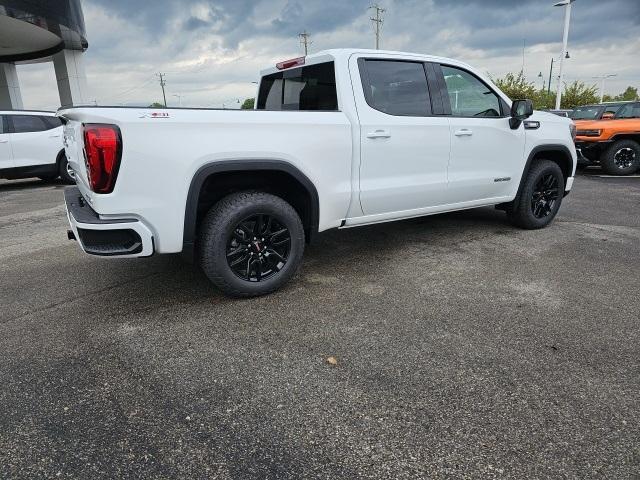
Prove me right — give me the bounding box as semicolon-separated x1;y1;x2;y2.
109;75;157;101
156;73;167;107
298;30;312;56
369;4;385;50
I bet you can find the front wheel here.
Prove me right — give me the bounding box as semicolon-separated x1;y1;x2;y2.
600;140;640;175
199;191;305;297
507;160;564;229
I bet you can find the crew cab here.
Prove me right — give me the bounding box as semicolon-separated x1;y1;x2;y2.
0;110;74;183
574;101;640;175
59;49;577;297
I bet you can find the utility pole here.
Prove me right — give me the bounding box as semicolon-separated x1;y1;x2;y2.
370;4;385;50
298;31;311;56
157;73;167;107
593;74;617;103
547;58;554;95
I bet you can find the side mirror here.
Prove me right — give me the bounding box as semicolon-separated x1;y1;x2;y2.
509;99;534;129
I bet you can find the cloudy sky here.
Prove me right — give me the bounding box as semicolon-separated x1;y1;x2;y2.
16;0;640;110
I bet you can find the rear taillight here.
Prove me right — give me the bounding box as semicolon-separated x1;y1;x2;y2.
83;124;122;194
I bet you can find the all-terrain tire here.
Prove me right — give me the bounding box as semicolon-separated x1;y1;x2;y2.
600;139;640;176
507;160;564;229
199;191;305;298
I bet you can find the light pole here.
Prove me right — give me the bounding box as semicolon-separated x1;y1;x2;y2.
173;94;182;107
593;74;617;103
553;0;575;110
538;72;544;90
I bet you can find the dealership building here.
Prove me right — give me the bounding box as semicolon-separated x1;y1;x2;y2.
0;0;89;109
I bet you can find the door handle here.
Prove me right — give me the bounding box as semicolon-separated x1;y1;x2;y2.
367;130;391;139
0;140;8;143
49;135;61;138
454;129;473;136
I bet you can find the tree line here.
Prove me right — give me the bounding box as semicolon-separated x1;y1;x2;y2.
492;71;638;110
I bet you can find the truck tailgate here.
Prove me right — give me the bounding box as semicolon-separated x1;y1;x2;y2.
60;116;92;199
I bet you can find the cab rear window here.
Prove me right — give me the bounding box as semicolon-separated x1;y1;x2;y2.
257;62;338;111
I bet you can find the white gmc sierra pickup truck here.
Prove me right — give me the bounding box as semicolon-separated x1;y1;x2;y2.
59;49;577;297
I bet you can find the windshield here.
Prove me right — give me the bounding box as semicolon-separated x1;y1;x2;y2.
615;103;640;119
570;106;602;120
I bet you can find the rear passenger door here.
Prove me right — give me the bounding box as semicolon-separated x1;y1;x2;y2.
354;57;451;216
0;115;14;169
437;64;525;203
8;115;62;168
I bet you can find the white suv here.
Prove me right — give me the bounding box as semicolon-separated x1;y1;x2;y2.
0;110;73;183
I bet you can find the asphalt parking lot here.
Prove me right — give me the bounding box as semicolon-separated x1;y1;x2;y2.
1;171;639;479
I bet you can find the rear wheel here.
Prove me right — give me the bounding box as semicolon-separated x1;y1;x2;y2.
507;160;564;229
199;191;305;297
58;155;75;184
600;139;640;175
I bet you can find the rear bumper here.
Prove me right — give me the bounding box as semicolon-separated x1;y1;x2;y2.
64;186;154;257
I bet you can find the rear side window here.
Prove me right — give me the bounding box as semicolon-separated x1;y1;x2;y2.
43;116;62;129
360;60;431;116
257;62;338;111
11;115;49;133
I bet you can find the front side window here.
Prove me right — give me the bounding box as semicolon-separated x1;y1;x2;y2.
11;115;49;133
441;65;502;117
257;62;338;111
361;60;431;116
0;116;6;134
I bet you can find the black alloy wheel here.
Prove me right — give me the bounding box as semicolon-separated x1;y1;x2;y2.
601;139;640;175
226;214;291;282
199;191;305;297
613;147;636;170
531;173;559;219
506;159;564;229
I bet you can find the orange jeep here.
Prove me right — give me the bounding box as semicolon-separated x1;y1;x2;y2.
574;101;640;175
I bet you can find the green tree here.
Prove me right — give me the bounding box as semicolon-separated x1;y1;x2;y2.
560;81;598;109
241;98;255;110
148;102;165;108
493;71;537;102
613;86;639;101
492;71;555;109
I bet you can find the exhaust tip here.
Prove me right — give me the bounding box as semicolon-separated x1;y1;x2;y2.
67;230;76;241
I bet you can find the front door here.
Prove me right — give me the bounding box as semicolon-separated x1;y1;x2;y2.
439;64;525;203
354;57;451;216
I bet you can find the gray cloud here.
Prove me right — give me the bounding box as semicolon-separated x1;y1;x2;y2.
16;0;640;109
